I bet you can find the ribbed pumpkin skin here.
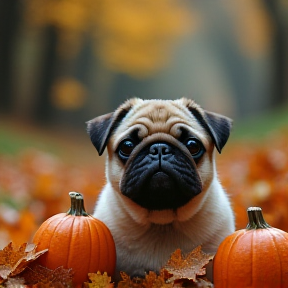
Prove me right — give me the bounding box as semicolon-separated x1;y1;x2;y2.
213;210;288;288
33;195;116;285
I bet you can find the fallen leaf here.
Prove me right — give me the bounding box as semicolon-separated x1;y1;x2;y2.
116;272;129;288
0;242;47;281
143;271;172;288
84;271;114;288
173;278;214;288
117;271;172;288
21;264;74;287
161;246;213;283
116;272;139;288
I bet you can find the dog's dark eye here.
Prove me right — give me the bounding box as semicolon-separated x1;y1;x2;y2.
118;140;135;159
186;138;204;158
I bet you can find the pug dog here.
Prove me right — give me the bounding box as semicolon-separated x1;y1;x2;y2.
87;98;235;281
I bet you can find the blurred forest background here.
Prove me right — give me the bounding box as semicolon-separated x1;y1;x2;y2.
0;0;288;248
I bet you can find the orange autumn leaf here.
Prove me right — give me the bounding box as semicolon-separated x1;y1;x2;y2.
6;210;38;248
161;246;213;283
22;264;74;287
0;242;47;282
84;271;114;288
118;271;172;288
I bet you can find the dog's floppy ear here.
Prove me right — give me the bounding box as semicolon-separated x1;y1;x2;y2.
202;110;232;153
184;99;232;153
87;99;136;155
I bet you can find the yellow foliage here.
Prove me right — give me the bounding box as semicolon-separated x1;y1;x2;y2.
24;0;275;75
51;78;87;110
24;0;194;77
25;0;96;32
84;271;114;288
25;0;98;57
96;0;193;77
225;0;274;57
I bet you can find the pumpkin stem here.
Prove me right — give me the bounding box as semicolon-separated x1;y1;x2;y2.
246;207;271;230
67;192;89;216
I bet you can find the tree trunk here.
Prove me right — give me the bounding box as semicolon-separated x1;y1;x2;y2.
0;0;21;113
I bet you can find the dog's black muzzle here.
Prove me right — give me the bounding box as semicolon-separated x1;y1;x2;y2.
120;139;202;211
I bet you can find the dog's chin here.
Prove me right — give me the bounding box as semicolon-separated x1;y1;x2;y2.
147;209;176;225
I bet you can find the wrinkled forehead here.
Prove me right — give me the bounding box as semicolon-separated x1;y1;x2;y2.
112;100;209;147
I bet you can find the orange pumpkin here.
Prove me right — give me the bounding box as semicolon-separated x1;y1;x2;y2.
213;207;288;288
33;192;116;286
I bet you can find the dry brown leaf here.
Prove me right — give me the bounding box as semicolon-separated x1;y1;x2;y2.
84;271;114;288
22;264;74;287
0;242;47;281
172;278;214;288
117;271;172;288
116;272;140;288
161;246;213;283
144;271;173;288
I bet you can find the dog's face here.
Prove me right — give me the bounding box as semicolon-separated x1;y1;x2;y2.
87;98;232;221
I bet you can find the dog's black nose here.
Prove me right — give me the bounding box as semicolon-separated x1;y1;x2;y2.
149;143;171;156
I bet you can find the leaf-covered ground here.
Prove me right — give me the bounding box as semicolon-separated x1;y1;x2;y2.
0;243;213;287
0;148;105;248
218;127;288;231
1;120;288;287
1;125;288;247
